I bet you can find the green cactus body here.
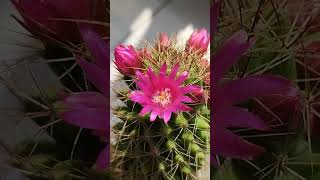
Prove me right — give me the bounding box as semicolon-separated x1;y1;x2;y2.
111;34;210;179
112;108;210;179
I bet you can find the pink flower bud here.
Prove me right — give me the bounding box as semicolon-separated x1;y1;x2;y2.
186;28;210;55
159;32;170;49
190;88;209;103
114;45;142;76
191;88;204;102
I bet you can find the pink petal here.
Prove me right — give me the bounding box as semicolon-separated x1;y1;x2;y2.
136;81;153;96
180;96;194;103
129;91;149;104
135;70;148;83
212;30;253;82
135;71;153;94
163;111;172;124
96;145;109;170
159;64;167;78
139;106;152;116
175;104;192;112
150;111;158;122
176;71;188;84
181;85;202;94
213;127;265;159
79;26;109;70
62;108;107;130
216;75;293;108
76;56;108;96
216;107;269;131
169;64;179;80
147;68;157;83
61;92;107;109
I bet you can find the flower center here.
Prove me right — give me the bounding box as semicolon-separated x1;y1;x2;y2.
152;88;172;107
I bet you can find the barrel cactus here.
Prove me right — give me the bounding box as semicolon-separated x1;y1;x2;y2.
111;30;210;179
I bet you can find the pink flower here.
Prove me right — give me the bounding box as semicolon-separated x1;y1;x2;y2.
114;45;143;76
11;0;108;47
159;32;170;49
129;64;201;123
186;28;210;55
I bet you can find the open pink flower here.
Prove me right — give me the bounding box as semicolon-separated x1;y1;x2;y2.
130;64;201;123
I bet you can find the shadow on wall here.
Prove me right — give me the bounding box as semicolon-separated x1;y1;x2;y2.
110;0;210;82
111;0;210;50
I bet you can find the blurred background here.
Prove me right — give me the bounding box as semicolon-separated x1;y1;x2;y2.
0;1;58;179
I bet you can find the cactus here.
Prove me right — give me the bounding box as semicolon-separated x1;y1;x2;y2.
111;31;210;179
